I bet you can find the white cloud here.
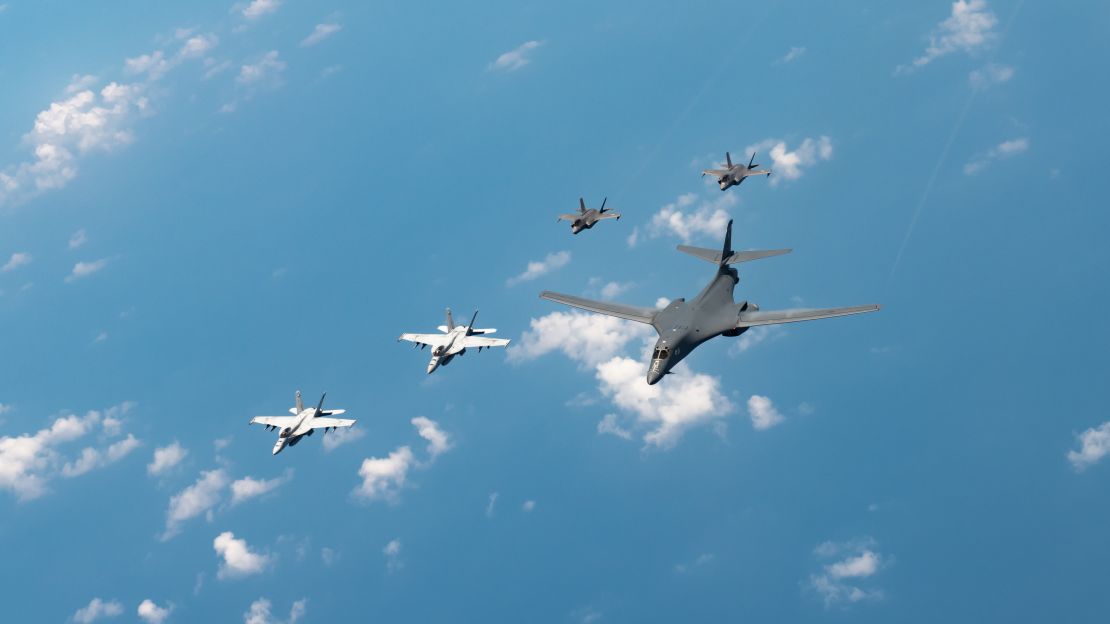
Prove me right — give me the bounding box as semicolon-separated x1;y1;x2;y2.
383;539;403;573
675;553;715;574
1069;421;1110;471
963;137;1028;175
353;446;414;503
747;395;785;431
809;538;886;606
289;600;307;623
596;356;733;448
522;500;536;512
61;434;140;477
727;325;781;357
69;229;88;249
411;416;452;460
586;277;634;301
597;413;633;440
744;136;833;184
162;469;229;539
230;470;292;505
242;0;281;20
237;51;285;85
629;192;734;247
776;46;806;64
0;403;135;501
243;597;306;624
321;426;365;452
2;252;31;272
300;23;342;47
65;258;109;283
73;598;124;623
147;441;187;476
508;310;652;369
488;40;543;72
898;0;998;73
137;599;172;624
214;531;271;579
179;34;218;59
321;547;338;566
486;492;499;517
506;250;571;286
969;62;1014;88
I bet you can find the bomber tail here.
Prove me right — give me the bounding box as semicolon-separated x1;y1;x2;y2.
676;220;791;265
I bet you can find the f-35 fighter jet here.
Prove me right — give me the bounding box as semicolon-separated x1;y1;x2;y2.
398;308;510;374
540;220;879;384
557;197;621;234
702;152;771;191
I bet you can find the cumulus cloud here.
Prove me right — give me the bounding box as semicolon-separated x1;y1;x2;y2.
137;599;172;624
969;62;1014;88
162;469;229;539
776;46;806;64
214;531;271;579
747;395;785;431
243;598;306;624
353;446;415;503
230;470;292;505
147;441;187;476
898;0;998;73
628;192;734;247
508;310;652;369
0;403;136;501
65;258;109;283
242;0;281;20
809;538;886;606
488;40;543;72
1;252;31;272
744;136;833;184
383;539;403;573
301;23;342;47
321;426;365;452
963;137;1028;175
73;598;124;623
411;416;452;460
506;250;571;286
1069;421;1110;471
237;51;286;85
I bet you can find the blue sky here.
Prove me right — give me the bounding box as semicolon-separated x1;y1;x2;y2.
2;0;1109;622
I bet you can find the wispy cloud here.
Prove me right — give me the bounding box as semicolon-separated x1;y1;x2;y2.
744;136;833;184
1069;421;1110;471
237;51;286;85
963;137;1027;175
147;441;188;476
162;468;229;539
1;252;31;272
897;0;998;74
627;192;734;248
241;0;281;20
507;250;570;286
353;418;454;503
73;598;124;623
69;228;88;249
65;258;109;283
488;40;543;72
300;23;342;47
243;598;307;624
776;46;806;64
969;62;1014;88
747;395;785;431
808;538;887;607
383;539;403;573
230;469;292;505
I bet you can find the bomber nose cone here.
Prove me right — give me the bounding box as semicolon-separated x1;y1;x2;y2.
646;369;664;385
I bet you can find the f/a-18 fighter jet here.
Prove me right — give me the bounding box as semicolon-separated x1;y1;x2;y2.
557;197;620;234
250;391;355;455
702;152;771;191
540;220;879;385
398;308;510;374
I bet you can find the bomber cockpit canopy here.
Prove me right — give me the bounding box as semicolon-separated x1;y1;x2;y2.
651;348;670;360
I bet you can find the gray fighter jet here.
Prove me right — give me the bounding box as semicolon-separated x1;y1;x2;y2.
557;197;621;234
702;152;771;191
540;220;879;384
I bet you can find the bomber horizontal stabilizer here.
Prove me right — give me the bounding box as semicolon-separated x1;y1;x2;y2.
677;245;792;265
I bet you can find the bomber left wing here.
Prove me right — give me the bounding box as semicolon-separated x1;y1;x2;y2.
308;417;356;430
460;336;510;348
735;305;880;328
398;333;450;347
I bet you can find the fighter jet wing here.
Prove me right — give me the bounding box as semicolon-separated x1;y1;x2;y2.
735;305;881;328
557;214;579;222
398;333;450;346
540;291;657;324
596;212;621;220
460;336;510;348
250;416;298;427
308;417;356;430
701;169;728;177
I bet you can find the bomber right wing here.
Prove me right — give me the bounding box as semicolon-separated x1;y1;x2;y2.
735;305;881;328
540;291;657;324
398;333;450;347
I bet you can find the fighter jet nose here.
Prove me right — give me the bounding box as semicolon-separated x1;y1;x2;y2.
272;447;281;455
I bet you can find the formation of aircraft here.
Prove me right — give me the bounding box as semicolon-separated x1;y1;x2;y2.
541;220;879;384
557;197;621;234
249;147;877;453
250;391;355;455
397;308;511;374
702;151;772;191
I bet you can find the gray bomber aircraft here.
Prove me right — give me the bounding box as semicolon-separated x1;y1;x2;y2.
250;391;355;455
557;197;621;234
398;308;510;374
702;152;771;191
540;220;879;385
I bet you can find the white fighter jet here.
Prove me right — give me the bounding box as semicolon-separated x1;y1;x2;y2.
398;308;510;374
250;391;355;455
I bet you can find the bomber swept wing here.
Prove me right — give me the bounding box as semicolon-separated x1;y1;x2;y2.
539;291;657;325
735;305;881;328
